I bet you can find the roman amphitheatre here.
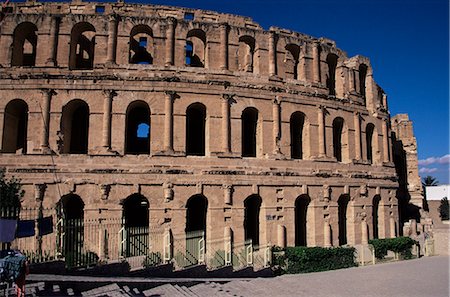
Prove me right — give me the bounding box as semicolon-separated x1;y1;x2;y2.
0;0;428;269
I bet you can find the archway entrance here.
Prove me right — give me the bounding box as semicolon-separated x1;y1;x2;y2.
372;195;381;239
122;194;149;257
244;195;262;247
338;195;350;245
2;99;28;153
295;195;310;246
185;195;207;265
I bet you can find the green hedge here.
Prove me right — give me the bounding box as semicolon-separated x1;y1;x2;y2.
368;237;417;260
273;246;357;274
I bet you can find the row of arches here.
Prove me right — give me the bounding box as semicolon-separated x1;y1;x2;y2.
9;21;369;98
58;192;385;250
2;98;381;163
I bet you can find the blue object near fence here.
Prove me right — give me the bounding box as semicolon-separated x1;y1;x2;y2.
0;219;17;243
16;220;35;238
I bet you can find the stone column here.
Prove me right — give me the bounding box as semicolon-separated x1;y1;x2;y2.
313;42;321;83
46;15;59;66
361;221;368;244
106;14;118;64
219;23;228;70
277;225;286;248
354;112;361;160
272;97;281;154
164;91;176;152
34;183;46;254
268;31;277;76
165;17;176;66
102;90;116;149
382;120;390;162
324;222;332;247
349;69;356;92
40;89;56;153
389;215;396;238
221;94;233;154
318;106;326;157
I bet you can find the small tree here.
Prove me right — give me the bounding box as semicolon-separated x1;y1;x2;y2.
0;168;24;217
439;197;449;221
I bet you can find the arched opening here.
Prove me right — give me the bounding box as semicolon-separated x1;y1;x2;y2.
338;195;350;245
122;194;149;257
290;111;305;159
242;107;258;157
244;195;262;246
129;25;153;64
61;99;89;154
333;117;344;162
295;195;310;246
238;36;255;72
186;29;206;67
58;194;85;265
366;123;375;164
186;103;206;156
2;99;28;153
285;44;300;80
69;22;96;70
185;195;208;265
11;22;38;66
125;101;150;154
359;64;368;99
372;195;381;239
326;54;338;95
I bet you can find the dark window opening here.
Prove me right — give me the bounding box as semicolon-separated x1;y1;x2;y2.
129;25;153;65
242;107;258;157
186;30;206;68
373;195;381;239
184;12;194;21
58;194;85;260
290;112;304;159
2;99;28;153
185;41;193;66
338;195;350;245
11;22;38;67
69;22;96;70
95;6;105;14
359;64;368;99
366;123;374;164
244;195;262;246
126;101;150;154
333;117;344;162
122;194;149;257
326;54;338;96
295;195;310;246
186;195;207;232
61;100;89;154
186;103;206;156
238;36;255;72
285;44;300;80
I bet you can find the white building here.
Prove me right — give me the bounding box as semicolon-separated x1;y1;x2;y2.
425;185;450;201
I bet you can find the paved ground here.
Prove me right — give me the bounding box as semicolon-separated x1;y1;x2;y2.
24;256;449;297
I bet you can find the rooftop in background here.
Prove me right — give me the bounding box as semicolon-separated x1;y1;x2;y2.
426;185;450;201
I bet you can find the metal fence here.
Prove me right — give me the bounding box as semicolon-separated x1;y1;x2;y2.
0;207;272;271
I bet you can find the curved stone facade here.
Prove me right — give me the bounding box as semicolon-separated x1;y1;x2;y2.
0;1;398;258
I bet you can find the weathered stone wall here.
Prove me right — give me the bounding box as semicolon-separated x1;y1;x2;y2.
0;1;398;250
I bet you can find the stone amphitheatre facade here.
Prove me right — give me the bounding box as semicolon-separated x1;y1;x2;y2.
0;1;418;267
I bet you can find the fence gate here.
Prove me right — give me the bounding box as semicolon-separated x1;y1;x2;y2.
124;226;149;257
185;230;205;266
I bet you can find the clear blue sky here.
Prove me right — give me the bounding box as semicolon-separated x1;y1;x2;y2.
21;0;450;183
142;0;449;183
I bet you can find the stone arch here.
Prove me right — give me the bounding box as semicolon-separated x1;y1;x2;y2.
58;194;85;259
129;24;153;64
244;194;262;246
295;194;310;246
2;99;28;153
332;117;349;162
284;43;300;79
366;123;375;164
11;22;38;66
69;22;96;70
326;53;338;95
186;29;206;67
238;35;255;72
338;194;350;245
372;195;381;239
186;102;206;156
61;99;89;154
359;63;368;100
121;193;149;257
125;100;150;155
241;107;260;158
185;194;208;233
290;111;310;159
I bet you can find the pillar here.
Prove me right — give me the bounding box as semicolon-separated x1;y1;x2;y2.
354;112;361;160
102;90;116;149
268;31;277;76
272;97;281;154
165;17;176;66
390;216;396;238
164;91;176;152
318;106;326;157
382;120;390;162
324;222;332;247
277;225;286;248
349;69;356;92
313;42;321;83
46;15;59;66
40;89;55;153
106;14;118;64
361;221;368;244
219;23;228;70
221;94;233;154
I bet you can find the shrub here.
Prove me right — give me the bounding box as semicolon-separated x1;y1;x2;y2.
273;246;357;274
369;237;417;260
439;197;449;221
